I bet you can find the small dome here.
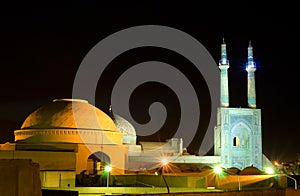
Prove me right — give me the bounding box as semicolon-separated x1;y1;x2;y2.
200;165;213;171
108;106;137;145
21;99;117;131
239;166;262;175
113;114;137;145
227;167;241;175
113;114;136;136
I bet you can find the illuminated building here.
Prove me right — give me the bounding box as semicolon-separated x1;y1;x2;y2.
0;97;186;189
0;39;274;191
214;40;269;170
0;99;128;188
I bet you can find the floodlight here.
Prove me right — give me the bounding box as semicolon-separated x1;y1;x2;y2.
214;166;223;174
265;167;275;174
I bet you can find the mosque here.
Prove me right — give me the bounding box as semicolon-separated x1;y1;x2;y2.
214;39;263;170
0;39;273;189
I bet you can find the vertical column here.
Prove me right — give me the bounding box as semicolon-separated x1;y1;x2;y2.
219;38;230;107
246;41;256;108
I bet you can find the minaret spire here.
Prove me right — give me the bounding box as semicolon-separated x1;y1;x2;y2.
108;105;115;121
246;40;257;108
219;37;230;107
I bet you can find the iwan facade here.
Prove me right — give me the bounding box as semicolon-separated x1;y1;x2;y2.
214;39;263;170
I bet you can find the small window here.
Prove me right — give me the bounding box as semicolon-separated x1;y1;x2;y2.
233;137;240;146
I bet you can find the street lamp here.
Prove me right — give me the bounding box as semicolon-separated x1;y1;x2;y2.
214;166;223;175
264;167;296;189
265;167;297;190
161;158;169;166
155;167;170;193
265;167;275;175
155;158;170;193
105;165;112;187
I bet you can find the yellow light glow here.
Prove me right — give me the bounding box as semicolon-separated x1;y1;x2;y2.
214;166;223;174
161;158;169;166
265;167;275;174
105;165;112;172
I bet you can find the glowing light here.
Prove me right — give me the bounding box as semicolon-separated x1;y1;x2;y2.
161;158;169;166
265;167;275;174
274;161;279;167
246;62;256;70
105;165;112;172
214;166;223;174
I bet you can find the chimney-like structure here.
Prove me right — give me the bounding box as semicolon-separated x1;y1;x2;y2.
219;38;230;107
246;40;257;108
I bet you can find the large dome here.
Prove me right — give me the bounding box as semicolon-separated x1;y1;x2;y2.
14;99;122;144
21;99;117;131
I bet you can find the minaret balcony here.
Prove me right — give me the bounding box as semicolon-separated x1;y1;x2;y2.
219;59;229;65
246;62;256;71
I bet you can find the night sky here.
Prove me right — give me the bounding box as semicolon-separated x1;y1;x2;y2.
0;1;299;162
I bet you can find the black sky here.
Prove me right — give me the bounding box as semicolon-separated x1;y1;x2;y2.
0;1;299;162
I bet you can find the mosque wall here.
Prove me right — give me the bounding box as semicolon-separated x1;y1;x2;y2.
76;144;128;175
0;150;76;170
40;171;75;188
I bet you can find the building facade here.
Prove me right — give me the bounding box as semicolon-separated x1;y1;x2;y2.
0;98;129;188
214;40;263;170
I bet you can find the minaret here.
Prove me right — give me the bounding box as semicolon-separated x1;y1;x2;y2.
246;40;257;108
219;38;230;107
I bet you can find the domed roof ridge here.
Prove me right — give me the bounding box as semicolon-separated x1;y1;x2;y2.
53;98;88;103
21;98;117;131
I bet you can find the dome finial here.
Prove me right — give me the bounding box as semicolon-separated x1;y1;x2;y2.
109;105;115;121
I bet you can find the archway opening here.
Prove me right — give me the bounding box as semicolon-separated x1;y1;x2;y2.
233;136;240;146
76;152;111;187
87;152;110;175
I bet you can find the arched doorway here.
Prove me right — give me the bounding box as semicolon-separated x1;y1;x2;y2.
87;152;110;175
76;152;111;187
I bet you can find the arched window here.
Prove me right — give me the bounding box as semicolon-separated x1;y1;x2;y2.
233;137;240;146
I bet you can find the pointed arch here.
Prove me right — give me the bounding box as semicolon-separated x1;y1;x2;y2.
88;152;110;163
86;151;110;175
231;121;251;148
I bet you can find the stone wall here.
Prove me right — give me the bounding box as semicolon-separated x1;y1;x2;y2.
111;174;207;188
0;159;42;196
130;189;299;196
